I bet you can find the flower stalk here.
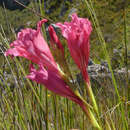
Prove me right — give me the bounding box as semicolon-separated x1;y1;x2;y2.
83;107;101;130
85;82;99;117
5;14;102;129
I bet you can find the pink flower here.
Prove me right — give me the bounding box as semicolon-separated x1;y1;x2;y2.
27;64;85;106
5;18;101;129
48;25;64;57
5;19;87;111
56;13;92;84
5;19;58;73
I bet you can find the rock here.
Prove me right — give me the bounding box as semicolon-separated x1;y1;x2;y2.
76;61;129;96
0;0;30;10
100;60;108;68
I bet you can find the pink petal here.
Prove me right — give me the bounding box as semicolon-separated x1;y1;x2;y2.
56;13;92;83
5;19;58;72
27;64;83;105
48;25;64;56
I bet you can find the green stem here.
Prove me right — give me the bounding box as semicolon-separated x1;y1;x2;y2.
81;102;102;130
52;94;58;130
86;83;99;116
85;82;102;128
45;89;49;130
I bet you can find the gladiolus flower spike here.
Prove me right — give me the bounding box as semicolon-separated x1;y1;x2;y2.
5;15;101;129
5;18;89;111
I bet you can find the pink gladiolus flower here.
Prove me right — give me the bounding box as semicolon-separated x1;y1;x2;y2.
56;13;92;84
5;19;88;113
5;18;101;129
27;64;90;114
5;19;58;73
27;64;85;106
48;25;64;57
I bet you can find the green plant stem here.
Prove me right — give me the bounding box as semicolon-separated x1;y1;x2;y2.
123;2;129;100
39;84;43;130
52;94;58;130
66;98;69;130
75;91;101;129
86;82;99;116
81;103;102;130
85;82;102;128
45;89;49;130
82;114;85;130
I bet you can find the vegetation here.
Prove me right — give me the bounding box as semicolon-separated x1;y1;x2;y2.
0;0;129;129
